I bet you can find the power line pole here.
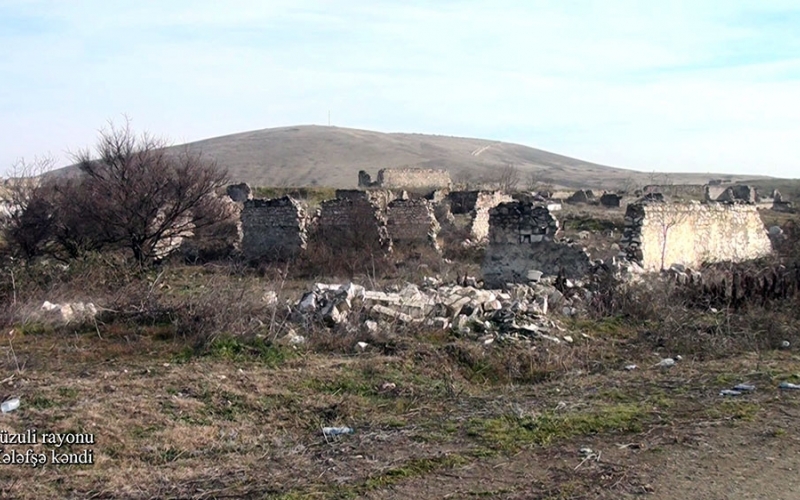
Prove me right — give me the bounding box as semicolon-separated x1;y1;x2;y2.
328;110;330;126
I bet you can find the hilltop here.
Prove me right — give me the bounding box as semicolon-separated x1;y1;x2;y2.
48;125;775;189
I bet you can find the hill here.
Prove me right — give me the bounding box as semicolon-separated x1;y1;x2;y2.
51;125;776;189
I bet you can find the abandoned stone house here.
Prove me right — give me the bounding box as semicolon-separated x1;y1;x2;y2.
482;201;592;287
621;200;772;271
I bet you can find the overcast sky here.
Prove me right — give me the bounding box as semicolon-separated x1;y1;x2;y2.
1;0;798;178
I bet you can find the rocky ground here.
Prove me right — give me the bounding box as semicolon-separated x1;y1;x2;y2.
2;288;800;499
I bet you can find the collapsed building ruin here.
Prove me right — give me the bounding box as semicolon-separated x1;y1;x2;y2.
315;196;393;252
446;190;514;241
599;193;622;208
358;167;452;190
621;200;772;272
482;202;592;288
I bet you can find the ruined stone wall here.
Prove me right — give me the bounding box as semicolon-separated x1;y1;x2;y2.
705;184;757;203
704;185;728;201
482;202;591;287
375;168;451;190
386;199;440;248
621;201;772;271
599;193;622;208
469;191;515;241
315;197;392;251
447;191;481;214
241;197;308;261
487;202;560;244
226;183;252;202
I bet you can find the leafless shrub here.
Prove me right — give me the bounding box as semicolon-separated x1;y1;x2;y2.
495;163;521;193
69;119;230;263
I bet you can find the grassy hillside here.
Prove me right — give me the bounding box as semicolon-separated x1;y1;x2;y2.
47;125;786;190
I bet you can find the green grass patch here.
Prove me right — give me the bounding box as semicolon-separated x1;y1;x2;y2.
206;336;296;367
362;454;469;490
28;395;56;410
567;316;637;337
466;403;648;452
705;400;760;421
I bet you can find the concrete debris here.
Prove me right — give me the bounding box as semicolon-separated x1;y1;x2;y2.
262;291;279;305
277;330;306;346
293;278;594;345
654;357;678;368
40;301;98;324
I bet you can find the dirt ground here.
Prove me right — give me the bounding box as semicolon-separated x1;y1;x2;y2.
2;323;800;500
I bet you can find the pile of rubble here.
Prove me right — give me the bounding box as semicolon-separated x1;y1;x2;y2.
292;276;596;345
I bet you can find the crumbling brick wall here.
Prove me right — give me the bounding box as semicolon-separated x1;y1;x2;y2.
386;199;440;249
482;202;591;287
621;201;772;271
315;197;392;252
374;168;451;190
241;197;308;261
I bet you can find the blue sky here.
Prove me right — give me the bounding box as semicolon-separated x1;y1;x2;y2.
1;0;798;178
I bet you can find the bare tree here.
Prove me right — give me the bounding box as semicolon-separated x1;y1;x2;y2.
0;156;58;260
69;119;230;263
496;163;521;193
